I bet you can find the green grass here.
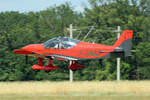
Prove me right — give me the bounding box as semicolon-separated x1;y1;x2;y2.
1;94;150;100
0;81;150;100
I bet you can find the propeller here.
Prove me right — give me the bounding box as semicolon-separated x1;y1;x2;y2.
99;59;103;66
25;55;28;64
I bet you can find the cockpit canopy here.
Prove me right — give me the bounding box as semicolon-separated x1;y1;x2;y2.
44;37;80;49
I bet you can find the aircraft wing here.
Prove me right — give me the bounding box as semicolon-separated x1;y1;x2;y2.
13;49;46;58
45;53;78;60
13;49;75;61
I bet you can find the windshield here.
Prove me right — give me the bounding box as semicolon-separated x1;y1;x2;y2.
44;37;80;49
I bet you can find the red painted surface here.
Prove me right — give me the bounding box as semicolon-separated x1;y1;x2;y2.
13;49;32;55
113;30;133;47
69;61;85;70
32;65;59;71
13;30;133;71
32;58;59;71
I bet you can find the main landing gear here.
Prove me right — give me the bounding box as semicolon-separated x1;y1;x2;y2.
32;58;85;71
32;58;59;71
69;61;85;70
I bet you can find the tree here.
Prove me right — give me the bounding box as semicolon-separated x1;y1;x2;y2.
0;3;82;81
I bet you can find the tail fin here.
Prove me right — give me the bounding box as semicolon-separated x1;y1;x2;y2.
113;30;133;56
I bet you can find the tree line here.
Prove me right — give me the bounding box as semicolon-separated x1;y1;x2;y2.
0;0;150;81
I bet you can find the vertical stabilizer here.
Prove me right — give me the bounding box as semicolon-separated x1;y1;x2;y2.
113;30;133;56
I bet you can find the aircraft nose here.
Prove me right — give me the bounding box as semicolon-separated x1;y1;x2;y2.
22;44;44;51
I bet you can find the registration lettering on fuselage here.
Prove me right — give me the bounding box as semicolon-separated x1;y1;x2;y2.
79;50;103;57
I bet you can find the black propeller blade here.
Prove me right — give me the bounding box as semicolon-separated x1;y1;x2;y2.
25;55;28;64
99;59;103;66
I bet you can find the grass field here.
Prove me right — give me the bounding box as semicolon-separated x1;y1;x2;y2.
0;81;150;100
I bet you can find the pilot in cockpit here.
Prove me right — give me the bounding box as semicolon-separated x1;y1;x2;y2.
54;42;64;49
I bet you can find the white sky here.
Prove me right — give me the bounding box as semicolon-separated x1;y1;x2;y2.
0;0;90;12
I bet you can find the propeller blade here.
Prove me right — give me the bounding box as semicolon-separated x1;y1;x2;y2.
25;55;28;64
99;59;103;66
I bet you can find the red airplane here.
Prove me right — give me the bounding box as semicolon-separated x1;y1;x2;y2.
13;30;133;71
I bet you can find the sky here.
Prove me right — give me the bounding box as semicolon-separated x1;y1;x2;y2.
0;0;90;13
